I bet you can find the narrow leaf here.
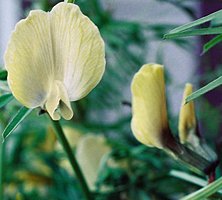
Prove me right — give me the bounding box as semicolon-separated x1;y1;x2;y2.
2;107;32;141
165;9;222;35
0;70;7;81
186;76;222;103
170;170;207;187
181;176;222;200
202;34;222;54
0;94;13;108
164;27;222;39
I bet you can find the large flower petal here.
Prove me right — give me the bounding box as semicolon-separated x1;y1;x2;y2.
131;64;169;148
50;3;105;101
4;10;53;108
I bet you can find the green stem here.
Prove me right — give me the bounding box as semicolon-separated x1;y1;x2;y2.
181;176;222;200
51;119;92;200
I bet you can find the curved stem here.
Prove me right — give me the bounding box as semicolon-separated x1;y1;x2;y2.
51;119;93;200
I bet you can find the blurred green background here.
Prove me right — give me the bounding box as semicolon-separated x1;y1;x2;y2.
1;0;222;200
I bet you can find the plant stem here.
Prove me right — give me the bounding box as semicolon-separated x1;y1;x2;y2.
51;119;93;200
182;176;222;200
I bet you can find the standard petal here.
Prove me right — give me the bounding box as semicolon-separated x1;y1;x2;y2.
178;83;196;143
4;10;54;108
49;3;105;101
131;64;169;148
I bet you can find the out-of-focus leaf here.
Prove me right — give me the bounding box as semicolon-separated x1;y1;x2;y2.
0;94;13;108
0;70;7;81
186;76;222;103
202;34;222;54
2;107;32;141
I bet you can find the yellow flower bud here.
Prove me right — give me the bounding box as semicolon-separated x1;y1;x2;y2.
178;84;217;162
178;83;196;144
131;64;170;149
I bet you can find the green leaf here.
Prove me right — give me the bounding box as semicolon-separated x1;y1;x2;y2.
164;27;222;39
0;70;7;81
186;76;222;103
2;107;32;141
165;9;222;35
164;9;222;39
0;94;14;108
169;170;207;187
202;34;222;54
181;176;222;200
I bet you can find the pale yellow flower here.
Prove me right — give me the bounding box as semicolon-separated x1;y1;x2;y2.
55;128;127;189
178;83;196;144
131;64;170;148
131;65;217;173
76;134;111;190
4;2;105;120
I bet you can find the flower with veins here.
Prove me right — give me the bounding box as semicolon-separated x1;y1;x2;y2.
131;64;171;148
4;2;105;120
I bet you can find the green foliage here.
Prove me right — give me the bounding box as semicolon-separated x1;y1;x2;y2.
164;6;222;199
185;76;222;103
164;9;222;38
1;0;222;200
202;34;222;54
182;177;222;200
0;94;13;109
2;107;32;140
0;70;7;81
165;8;222;102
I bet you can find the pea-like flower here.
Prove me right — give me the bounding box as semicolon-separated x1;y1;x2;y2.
131;65;218;174
178;83;197;144
4;2;105;120
131;64;171;148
